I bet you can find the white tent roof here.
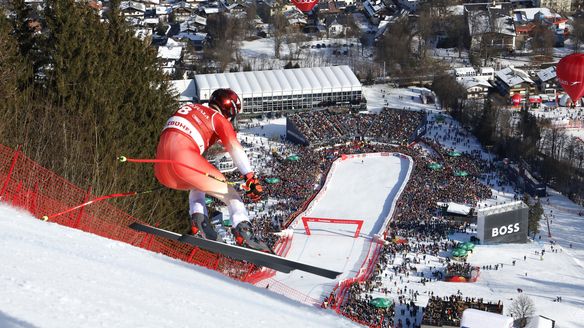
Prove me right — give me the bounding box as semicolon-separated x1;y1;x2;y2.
192;66;361;101
437;202;473;216
461;309;514;328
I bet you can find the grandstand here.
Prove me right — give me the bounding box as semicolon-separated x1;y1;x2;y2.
286;108;427;146
170;66;363;115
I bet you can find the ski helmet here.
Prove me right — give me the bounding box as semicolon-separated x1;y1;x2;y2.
209;88;242;120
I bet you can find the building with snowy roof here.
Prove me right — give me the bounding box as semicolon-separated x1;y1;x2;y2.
535;66;559;96
453;66;494;81
494;67;536;96
464;2;516;52
171;66;363;115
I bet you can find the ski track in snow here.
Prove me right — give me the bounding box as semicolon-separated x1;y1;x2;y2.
0;205;359;328
274;154;411;301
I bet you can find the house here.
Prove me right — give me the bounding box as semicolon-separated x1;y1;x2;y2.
223;1;248;14
176;32;208;50
143;9;159;26
156;6;172;22
363;0;386;25
513;7;554;24
494;67;536;96
180;20;200;34
459;78;492;100
87;0;104;15
177;19;209;50
464;2;516;53
324;15;346;37
199;3;221;16
157;40;184;75
535;66;559;96
173;2;195;22
283;8;308;28
453;66;493;100
454;67;494;81
120;1;146;17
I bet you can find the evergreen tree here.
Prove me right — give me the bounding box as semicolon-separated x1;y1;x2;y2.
0;6;32;144
5;0;181;225
474;98;497;146
524;195;543;237
517;108;541;162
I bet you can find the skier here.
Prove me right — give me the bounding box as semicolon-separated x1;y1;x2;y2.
154;88;269;251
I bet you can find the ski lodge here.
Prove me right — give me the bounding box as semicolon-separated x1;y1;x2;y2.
171;65;363;115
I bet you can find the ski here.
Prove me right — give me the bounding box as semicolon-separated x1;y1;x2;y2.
129;222;342;279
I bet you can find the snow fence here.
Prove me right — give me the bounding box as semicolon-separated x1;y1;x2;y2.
0;144;316;306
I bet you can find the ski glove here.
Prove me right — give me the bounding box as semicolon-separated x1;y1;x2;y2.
242;172;263;202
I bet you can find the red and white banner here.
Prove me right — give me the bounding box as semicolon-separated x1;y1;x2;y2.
302;217;364;238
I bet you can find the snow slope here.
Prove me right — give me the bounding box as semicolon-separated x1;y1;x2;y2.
0;204;359;328
274;154;411;301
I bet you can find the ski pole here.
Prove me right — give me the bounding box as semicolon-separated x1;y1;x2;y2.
117;156;238;186
41;186;164;222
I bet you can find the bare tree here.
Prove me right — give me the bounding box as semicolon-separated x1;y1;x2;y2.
272;13;287;59
244;4;258;39
507;294;536;328
375;18;412;76
284;29;309;60
530;22;555;64
205;14;243;71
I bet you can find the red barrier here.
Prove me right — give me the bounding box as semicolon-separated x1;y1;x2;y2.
0;144;317;305
302;217;363;238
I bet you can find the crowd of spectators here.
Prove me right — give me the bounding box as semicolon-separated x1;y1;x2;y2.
217;108;500;327
287;108;425;146
422;295;503;327
342;282;395;327
445;262;479;279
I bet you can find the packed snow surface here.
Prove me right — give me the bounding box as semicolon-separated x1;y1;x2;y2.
275;154;411;300
0;204;358;328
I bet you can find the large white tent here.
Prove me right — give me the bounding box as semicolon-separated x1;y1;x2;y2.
171;66;362;114
460;309;514;328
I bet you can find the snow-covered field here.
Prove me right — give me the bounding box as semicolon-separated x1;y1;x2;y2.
0;204;359;328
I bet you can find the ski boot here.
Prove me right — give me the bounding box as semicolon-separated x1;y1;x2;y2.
232;221;273;253
190;213;221;241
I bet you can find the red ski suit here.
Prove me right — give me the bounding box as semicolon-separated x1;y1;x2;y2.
154;103;252;199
